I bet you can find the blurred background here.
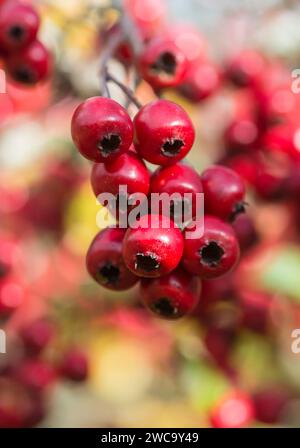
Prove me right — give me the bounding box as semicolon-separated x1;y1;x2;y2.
2;0;300;428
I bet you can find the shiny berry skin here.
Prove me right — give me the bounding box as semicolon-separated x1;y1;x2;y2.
134;99;195;166
225;50;266;88
140;267;201;320
231;213;258;252
179;60;221;102
6;39;51;85
139;38;187;90
150;162;203;219
201;166;246;221
122;214;184;278
91;152;150;213
182;215;240;279
59;348;88;382
20;318;55;356
86;228;138;291
210;391;254;428
14;360;56;392
71;97;133;163
0;1;40;51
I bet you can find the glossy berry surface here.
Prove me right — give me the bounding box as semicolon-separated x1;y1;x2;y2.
150;162;203;220
122;214;184;278
20;319;55;356
210;391;254;428
6;39;50;85
201;166;246;221
139;38;187;90
0;1;40;51
140;267;201;320
182;215;240;279
71;97;134;163
134;99;195;166
59;348;88;382
86;227;138;291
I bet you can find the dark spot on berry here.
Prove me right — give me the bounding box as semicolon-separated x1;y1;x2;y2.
230;201;247;222
200;242;225;267
161;139;184;157
0;263;8;279
151;51;177;75
8;25;25;42
13;66;36;84
229;69;249;87
150;297;178;318
135;253;160;272
97;262;120;285
98;134;121;156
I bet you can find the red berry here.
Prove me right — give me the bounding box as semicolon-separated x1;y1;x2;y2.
6;39;51;85
91;152;150;219
182;215;240;279
179;60;221;102
161;23;207;63
0;236;19;278
14;360;56;392
253;387;290;424
86;227;139;291
20;318;55;356
122;214;184;278
231;213;258;252
225;50;266;88
139;38;187;90
210;391;254;428
134;99;195;166
224;118;260;152
0;275;26;316
59;348;88;382
140;267;201;319
0;0;40;51
71;97;133;163
150;162;203;220
201;166;246;221
125;0;166;40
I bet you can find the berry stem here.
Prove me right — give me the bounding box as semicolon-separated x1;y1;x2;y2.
106;70;142;109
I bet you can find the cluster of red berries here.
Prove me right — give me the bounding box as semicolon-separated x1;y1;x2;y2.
0;317;88;428
71;95;246;320
0;0;50;85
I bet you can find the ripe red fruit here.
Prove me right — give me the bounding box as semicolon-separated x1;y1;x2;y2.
231;213;258;252
71;97;133;163
139;38;187;90
253;387;290;424
134;99;195;166
122;214;184;278
86;227;138;291
20;318;55;356
59;348;88;382
210;391;254;428
140;267;201;319
0;0;40;51
14;360;56;391
224;118;260;152
91;152;150;218
6;39;50;85
182;215;240;279
225;50;266;88
0;275;26;316
0;236;19;278
201;166;246;221
179;60;221;102
150;162;203;220
125;0;166;40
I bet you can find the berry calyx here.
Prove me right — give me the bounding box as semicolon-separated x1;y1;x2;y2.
134;99;195;166
86;227;139;291
182;215;240;279
122;214;184;278
201;166;246;221
71;97;134;163
141;267;201;319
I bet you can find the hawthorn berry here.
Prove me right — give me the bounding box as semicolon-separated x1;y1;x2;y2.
140;267;201;320
150;162;203;220
59;348;88;382
210;391;254;428
6;39;51;85
139;38;187;90
201;166;246;221
225;50;266;88
253;387;290;424
0;275;26;316
179;60;221;102
231;213;258;252
14;360;56;392
182;215;240;279
71;97;134;163
20;318;55;356
224;118;260;152
122;214;184;278
161;23;207;63
86;227;138;291
0;0;40;52
134;99;195;166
